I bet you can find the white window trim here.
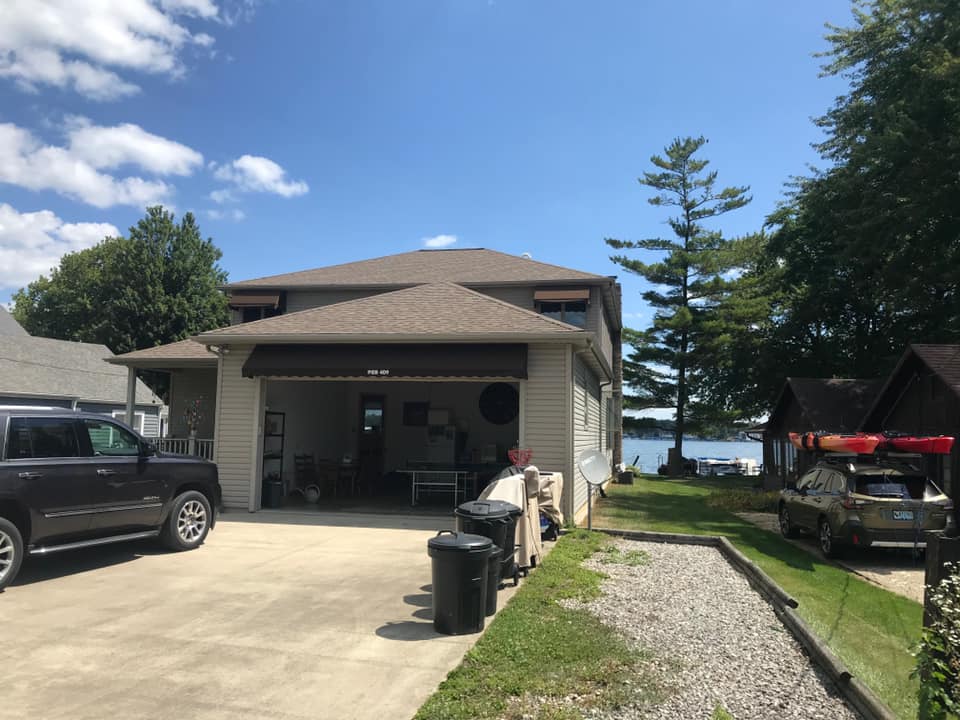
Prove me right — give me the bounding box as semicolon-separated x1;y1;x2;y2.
112;410;145;434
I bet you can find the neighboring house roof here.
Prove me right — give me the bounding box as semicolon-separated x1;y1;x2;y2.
0;307;28;336
225;248;612;289
196;282;589;343
0;336;161;405
860;344;960;430
110;339;217;368
768;377;880;432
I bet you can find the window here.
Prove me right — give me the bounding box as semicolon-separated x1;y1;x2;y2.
240;305;282;323
537;300;587;327
796;469;819;491
84;419;141;456
6;417;80;459
111;410;145;434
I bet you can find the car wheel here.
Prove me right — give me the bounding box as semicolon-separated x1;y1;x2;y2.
161;491;212;552
818;517;841;559
0;517;24;591
779;505;799;538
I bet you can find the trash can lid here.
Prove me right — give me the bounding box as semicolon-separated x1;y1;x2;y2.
455;500;522;520
428;531;493;554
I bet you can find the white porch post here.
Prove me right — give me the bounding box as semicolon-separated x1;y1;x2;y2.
125;367;137;426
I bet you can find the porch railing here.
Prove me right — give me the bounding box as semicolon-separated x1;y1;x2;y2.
155;437;215;461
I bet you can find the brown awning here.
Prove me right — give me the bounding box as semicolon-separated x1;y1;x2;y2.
534;288;590;302
228;293;280;308
242;344;528;379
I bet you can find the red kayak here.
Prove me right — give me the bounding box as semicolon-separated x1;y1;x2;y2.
788;431;884;454
883;435;955;454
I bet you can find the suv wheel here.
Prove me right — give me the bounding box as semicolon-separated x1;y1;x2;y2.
0;517;24;591
779;504;799;538
818;517;841;559
161;491;212;552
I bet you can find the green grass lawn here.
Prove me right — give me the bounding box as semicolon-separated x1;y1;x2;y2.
594;474;923;720
414;530;661;720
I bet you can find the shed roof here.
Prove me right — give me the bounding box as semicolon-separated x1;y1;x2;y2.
196;282;588;343
0;307;28;336
910;344;960;397
769;377;880;432
225;248;611;289
0;336;161;405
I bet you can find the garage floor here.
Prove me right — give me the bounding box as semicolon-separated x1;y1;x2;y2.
1;511;519;720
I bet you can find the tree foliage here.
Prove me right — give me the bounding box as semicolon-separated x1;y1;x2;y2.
711;0;960;417
12;207;229;356
607;136;751;469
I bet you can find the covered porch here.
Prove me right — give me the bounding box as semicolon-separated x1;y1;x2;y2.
109;339;219;461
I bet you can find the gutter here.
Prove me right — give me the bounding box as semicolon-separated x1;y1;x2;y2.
219;278;616;292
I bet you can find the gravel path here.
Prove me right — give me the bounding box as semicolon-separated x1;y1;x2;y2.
569;540;862;720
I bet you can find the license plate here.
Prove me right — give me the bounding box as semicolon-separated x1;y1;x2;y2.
892;510;914;521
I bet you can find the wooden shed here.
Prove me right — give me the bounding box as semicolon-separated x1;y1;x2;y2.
762;378;879;489
860;344;960;498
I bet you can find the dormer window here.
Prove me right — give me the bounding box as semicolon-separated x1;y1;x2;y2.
228;292;284;324
534;289;589;327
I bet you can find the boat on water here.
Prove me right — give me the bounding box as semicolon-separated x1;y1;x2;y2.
695;457;760;476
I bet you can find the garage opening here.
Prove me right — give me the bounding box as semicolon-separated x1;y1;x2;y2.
260;379;522;512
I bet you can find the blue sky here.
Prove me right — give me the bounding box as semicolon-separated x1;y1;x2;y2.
1;0;853;329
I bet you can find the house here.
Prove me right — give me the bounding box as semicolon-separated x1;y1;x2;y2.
0;308;163;435
761;377;880;489
860;344;960;497
111;249;623;521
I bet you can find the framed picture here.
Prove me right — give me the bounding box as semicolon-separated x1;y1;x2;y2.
403;402;429;426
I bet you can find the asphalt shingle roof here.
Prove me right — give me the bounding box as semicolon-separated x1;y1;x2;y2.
225;248;610;289
0;336;161;405
773;377;880;431
111;339;217;365
0;307;27;336
911;344;960;397
198;282;586;340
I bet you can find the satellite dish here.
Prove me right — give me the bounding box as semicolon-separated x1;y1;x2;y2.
578;449;609;486
578;449;610;532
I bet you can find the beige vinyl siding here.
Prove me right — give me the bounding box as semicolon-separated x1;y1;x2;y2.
140;407;161;438
213;345;262;510
285;289;392;313
523;344;572;516
477;286;535;311
573;354;604;517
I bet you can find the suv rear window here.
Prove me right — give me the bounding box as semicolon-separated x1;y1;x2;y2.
6;417;81;459
852;474;930;500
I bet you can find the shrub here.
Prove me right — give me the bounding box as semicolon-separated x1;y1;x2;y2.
913;562;960;719
705;488;780;514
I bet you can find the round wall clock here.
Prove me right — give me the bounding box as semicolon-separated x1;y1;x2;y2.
478;383;519;425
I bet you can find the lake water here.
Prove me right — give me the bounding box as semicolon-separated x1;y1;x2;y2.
622;437;762;474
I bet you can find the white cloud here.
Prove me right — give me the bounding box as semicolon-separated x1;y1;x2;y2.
209;188;236;204
212;155;308;198
65;116;203;176
0;119;204;209
422;234;457;248
0;0;223;100
205;208;245;222
0;203;118;289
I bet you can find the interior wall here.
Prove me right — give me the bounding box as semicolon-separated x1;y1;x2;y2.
264;380;521;485
342;381;520;471
264;381;348;487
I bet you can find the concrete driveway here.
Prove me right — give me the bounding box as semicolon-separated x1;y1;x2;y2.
1;511;514;720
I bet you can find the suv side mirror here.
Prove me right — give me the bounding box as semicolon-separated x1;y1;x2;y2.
139;442;156;458
785;482;797;492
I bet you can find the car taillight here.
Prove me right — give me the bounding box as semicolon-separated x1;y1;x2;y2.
943;499;954;512
842;496;873;509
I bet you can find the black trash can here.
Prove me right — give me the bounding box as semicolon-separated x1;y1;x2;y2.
427;531;493;635
262;479;283;508
485;546;502;617
455;500;522;586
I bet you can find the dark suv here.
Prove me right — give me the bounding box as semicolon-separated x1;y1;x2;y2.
778;458;954;557
0;408;221;591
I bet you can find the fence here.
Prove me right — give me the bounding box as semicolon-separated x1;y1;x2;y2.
155;437;215;461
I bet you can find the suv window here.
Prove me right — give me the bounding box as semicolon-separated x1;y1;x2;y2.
6;417;81;459
82;418;140;457
797;470;819;491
